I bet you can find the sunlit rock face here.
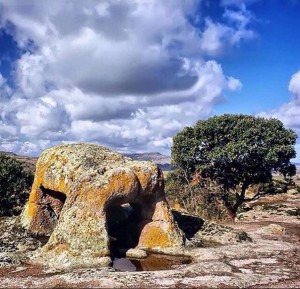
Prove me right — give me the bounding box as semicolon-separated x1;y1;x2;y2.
21;143;184;268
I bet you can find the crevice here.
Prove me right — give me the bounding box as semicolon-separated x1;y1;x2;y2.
39;186;67;233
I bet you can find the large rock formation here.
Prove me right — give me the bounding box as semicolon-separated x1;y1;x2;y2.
21;143;184;268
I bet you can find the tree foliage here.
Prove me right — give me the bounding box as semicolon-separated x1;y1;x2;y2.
171;114;297;219
0;153;34;216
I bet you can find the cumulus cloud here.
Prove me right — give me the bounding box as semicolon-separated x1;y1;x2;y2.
0;73;12;99
288;70;300;104
200;3;255;55
259;70;300;160
0;0;251;155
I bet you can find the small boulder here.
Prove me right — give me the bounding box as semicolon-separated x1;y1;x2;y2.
126;248;147;259
194;221;252;245
257;224;285;235
172;210;251;246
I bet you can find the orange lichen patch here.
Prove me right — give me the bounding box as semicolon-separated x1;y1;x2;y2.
138;222;172;249
27;202;38;218
129;164;161;194
102;171;138;199
83;170;139;208
44;242;70;254
91;251;111;258
171;200;186;212
152;201;172;222
28;185;42;204
56;176;70;194
134;171;152;192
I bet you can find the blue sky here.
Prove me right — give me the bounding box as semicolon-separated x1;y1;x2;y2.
0;0;300;160
217;0;300;114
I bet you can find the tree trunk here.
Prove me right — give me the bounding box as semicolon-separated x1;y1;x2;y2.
221;196;236;222
226;206;236;221
221;185;248;222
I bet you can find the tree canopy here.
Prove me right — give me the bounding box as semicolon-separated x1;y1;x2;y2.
0;153;33;216
171;114;297;219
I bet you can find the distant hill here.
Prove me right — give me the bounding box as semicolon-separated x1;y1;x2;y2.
125;152;174;171
0;151;174;173
0;151;17;157
0;151;38;173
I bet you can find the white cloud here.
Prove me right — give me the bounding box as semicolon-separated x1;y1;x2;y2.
201;19;231;54
200;4;255;55
288;70;300;104
259;70;300;127
16;53;47;99
0;72;12;98
258;70;300;161
224;7;251;27
0;0;252;155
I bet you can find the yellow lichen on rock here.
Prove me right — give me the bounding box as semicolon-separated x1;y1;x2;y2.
21;143;184;269
138;223;172;248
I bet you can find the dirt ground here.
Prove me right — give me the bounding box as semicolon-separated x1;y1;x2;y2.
0;189;299;288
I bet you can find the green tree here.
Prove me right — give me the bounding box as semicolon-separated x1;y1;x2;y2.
171;114;297;220
0;153;33;216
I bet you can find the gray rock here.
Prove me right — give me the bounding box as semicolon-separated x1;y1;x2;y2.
126;248;147;259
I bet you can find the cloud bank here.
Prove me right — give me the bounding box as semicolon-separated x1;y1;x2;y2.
0;0;254;155
259;70;300;161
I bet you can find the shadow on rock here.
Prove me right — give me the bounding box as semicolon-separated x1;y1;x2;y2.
172;210;252;247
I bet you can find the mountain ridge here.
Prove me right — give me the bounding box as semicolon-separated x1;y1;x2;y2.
124;152;173;171
0;150;174;172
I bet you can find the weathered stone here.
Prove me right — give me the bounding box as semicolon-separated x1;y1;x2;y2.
0;216;42;267
195;221;252;245
288;188;298;195
20;143;184;268
172;210;251;246
257;224;286;235
126;248;147;259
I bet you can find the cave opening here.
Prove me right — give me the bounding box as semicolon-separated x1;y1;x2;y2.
106;203;194;272
39;186;67;241
106;203;143;257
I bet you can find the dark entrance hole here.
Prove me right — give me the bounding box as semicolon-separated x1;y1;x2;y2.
106;203;141;257
40;186;66;224
106;204;193;272
36;186;67;243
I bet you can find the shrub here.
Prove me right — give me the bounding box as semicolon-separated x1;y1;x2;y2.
0;153;34;216
165;170;229;222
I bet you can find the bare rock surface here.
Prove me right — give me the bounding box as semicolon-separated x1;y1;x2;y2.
0;228;299;288
1;160;300;288
20;143;184;269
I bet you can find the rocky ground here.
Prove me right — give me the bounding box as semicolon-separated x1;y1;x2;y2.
0;189;299;288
